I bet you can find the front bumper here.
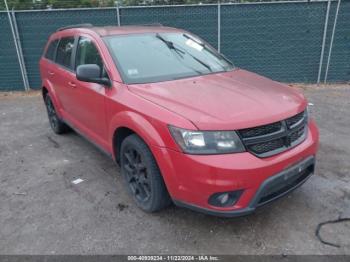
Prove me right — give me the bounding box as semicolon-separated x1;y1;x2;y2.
151;119;319;217
174;156;315;217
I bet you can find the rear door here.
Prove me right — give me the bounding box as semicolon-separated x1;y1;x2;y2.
40;38;61;107
41;38;59;83
53;36;78;118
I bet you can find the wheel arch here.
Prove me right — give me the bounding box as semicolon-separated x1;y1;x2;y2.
112;126;135;164
41;80;63;118
110;111;166;163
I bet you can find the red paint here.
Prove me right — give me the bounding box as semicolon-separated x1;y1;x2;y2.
40;26;319;214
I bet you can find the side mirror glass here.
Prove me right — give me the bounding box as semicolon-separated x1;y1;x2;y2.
76;64;111;87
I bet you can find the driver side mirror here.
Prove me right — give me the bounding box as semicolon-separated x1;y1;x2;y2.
76;64;111;87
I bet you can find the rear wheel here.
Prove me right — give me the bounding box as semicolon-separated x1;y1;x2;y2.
120;134;171;212
44;94;69;134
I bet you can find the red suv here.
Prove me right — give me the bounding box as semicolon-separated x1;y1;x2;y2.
40;24;319;217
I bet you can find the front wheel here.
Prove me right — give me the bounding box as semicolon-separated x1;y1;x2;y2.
120;134;171;212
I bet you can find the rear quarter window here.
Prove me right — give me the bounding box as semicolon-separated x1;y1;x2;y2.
44;39;59;61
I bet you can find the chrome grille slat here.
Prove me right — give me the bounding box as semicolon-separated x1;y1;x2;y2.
286;111;305;128
242;128;286;146
238;111;307;158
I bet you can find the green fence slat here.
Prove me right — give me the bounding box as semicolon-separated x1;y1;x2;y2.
0;13;23;91
0;2;349;91
221;2;330;83
15;8;117;89
120;5;218;48
325;0;350;82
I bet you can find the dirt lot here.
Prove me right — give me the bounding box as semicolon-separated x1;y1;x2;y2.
0;84;349;255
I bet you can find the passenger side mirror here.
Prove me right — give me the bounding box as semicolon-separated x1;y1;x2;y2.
76;64;111;87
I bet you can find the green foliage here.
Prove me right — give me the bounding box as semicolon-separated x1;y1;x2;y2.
0;0;298;10
1;0;116;10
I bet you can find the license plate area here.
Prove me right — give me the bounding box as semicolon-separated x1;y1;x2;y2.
256;157;315;207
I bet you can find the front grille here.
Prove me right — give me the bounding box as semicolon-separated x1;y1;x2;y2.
240;122;282;138
248;138;284;155
286;111;304;128
290;125;305;143
238;110;307;158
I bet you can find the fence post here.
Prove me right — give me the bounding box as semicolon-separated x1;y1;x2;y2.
11;10;30;91
317;0;331;84
4;0;30;91
217;1;221;53
324;0;341;83
116;1;121;26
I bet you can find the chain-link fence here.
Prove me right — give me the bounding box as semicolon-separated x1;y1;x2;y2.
0;12;23;90
0;0;348;91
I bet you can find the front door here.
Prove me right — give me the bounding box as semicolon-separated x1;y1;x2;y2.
69;36;109;149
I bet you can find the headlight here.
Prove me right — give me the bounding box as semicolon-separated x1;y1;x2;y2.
169;126;245;154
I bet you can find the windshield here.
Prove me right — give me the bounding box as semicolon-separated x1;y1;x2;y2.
104;32;234;84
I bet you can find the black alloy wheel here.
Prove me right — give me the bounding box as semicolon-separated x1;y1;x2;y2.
122;146;151;203
44;94;68;134
120;134;171;212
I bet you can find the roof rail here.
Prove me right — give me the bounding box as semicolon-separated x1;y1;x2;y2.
132;23;163;27
56;23;93;32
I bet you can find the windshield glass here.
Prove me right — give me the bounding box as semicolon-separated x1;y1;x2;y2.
104;32;234;84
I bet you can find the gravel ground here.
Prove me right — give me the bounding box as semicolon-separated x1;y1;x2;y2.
0;84;349;255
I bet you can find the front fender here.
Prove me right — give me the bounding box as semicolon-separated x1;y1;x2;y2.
109;110;184;198
109;111;167;154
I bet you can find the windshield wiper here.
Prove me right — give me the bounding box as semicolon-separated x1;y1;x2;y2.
156;34;185;57
183;33;234;71
187;53;212;72
156;33;212;72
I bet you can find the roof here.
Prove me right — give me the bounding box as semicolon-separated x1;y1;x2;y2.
93;25;181;36
57;25;182;37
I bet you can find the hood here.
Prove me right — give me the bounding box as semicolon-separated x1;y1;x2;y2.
127;69;307;130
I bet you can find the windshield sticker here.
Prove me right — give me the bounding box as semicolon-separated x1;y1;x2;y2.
185;39;203;51
127;69;139;76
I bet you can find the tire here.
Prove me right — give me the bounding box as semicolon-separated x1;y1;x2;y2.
120;134;171;212
44;94;69;134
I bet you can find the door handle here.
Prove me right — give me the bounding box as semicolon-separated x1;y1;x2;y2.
68;81;77;88
48;71;55;76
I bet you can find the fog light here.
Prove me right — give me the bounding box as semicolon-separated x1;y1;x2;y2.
208;190;243;207
218;193;229;204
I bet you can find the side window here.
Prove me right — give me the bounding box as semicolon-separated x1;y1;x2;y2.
45;39;59;61
55;37;75;69
76;37;104;76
